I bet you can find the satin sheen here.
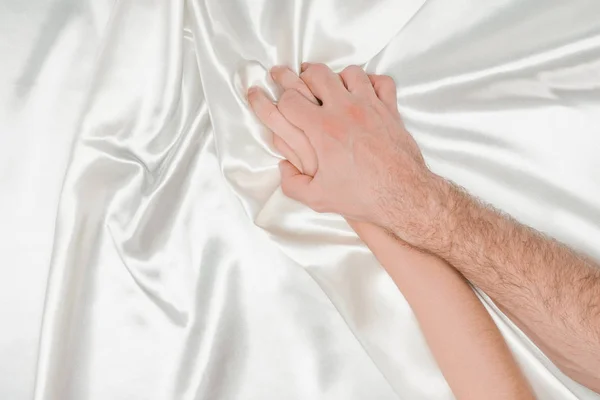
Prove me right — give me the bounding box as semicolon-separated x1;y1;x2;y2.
1;0;600;399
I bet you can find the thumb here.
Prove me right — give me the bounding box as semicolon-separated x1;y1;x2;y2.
279;160;313;204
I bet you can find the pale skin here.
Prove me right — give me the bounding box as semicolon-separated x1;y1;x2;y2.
249;66;535;399
248;63;600;393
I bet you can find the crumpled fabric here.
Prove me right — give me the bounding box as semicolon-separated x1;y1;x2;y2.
1;0;600;399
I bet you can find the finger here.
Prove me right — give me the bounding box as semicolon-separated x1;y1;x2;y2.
299;63;347;104
248;87;317;170
270;66;320;175
279;160;314;205
271;66;319;105
301;62;345;85
272;134;305;174
274;129;318;177
277;88;322;139
340;65;377;99
368;74;401;120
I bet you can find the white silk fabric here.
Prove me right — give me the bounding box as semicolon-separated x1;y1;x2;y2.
1;0;600;399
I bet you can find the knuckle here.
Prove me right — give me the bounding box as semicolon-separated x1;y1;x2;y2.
341;66;365;84
343;65;361;75
378;76;397;93
278;89;300;110
380;75;395;86
302;63;328;80
311;63;328;73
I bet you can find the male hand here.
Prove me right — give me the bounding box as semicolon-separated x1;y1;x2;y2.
249;65;600;392
249;63;447;247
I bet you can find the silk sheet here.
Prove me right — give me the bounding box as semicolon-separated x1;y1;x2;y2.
1;0;600;399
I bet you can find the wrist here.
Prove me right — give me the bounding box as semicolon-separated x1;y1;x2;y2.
425;177;497;264
383;171;458;255
417;173;458;255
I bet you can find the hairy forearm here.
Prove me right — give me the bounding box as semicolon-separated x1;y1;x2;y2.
349;220;534;400
408;177;600;391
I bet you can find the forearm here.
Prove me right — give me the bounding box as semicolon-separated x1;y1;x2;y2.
409;177;600;391
349;220;534;400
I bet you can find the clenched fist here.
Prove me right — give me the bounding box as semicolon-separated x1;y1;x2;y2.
249;63;448;248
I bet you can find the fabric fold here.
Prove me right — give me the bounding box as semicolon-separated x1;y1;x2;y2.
1;0;600;399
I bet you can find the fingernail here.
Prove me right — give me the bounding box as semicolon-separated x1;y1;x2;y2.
248;86;258;94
